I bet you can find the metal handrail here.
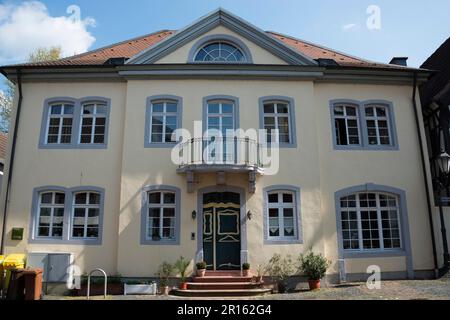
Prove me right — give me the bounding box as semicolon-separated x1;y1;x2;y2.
86;268;107;300
176;137;263;168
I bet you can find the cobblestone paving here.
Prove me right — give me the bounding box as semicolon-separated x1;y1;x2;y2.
43;278;450;300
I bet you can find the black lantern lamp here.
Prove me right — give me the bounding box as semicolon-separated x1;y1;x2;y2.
437;151;450;175
191;210;197;220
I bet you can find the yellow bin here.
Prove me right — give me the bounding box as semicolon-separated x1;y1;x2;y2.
2;254;26;292
0;255;4;293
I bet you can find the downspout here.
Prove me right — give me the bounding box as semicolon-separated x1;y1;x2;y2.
412;71;439;276
0;69;22;254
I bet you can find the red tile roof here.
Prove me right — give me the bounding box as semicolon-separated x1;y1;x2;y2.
0;132;8;161
3;29;409;70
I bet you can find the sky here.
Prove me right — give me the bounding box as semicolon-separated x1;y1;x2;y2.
0;0;449;92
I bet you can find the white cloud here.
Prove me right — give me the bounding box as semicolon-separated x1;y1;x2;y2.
342;23;357;31
0;1;96;64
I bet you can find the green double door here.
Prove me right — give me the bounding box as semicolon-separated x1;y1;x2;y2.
202;192;241;270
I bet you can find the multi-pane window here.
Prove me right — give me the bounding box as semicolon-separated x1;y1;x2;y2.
194;42;245;62
340;192;401;251
365;105;391;145
333;105;360;146
80;103;107;144
267;191;297;239
150;101;178;143
37;192;65;238
263;102;291;144
46;104;74;144
331;101;396;149
147;191;176;241
72;192;101;238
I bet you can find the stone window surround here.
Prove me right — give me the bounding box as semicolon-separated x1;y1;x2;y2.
39;97;111;149
330;99;399;151
263;185;303;245
140;185;181;245
29;186;105;245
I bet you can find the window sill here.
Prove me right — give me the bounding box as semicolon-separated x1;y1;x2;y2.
144;143;178;149
264;238;303;245
38;143;107;150
29;238;102;245
333;145;399;151
343;250;406;259
140;239;179;245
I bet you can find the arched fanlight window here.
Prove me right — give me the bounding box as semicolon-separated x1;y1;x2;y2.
194;41;246;62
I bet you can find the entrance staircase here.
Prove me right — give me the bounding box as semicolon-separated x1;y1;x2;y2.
172;271;271;297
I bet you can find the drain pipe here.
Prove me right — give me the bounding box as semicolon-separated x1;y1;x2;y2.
0;69;22;254
411;71;439;276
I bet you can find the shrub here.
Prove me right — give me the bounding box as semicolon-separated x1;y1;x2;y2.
196;261;207;270
174;256;191;282
298;250;331;280
155;261;175;287
265;254;295;281
242;262;250;270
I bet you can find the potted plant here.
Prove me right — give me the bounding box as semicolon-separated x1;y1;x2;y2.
298;250;331;290
155;261;174;295
174;256;190;290
196;261;207;277
242;262;251;277
265;254;295;293
255;264;266;283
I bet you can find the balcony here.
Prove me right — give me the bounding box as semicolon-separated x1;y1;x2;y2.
175;137;265;193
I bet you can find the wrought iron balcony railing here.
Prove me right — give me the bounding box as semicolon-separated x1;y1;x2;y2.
175;137;264;172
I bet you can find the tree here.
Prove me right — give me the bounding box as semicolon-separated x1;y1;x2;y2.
0;46;62;132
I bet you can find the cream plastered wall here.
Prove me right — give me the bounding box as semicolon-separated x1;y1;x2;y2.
315;83;435;275
1;78;435;278
154;25;288;65
117;79;321;276
1;82;126;275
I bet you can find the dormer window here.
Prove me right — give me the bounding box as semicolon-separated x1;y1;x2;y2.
194;41;246;62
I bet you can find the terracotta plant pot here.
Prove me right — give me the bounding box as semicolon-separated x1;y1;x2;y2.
179;282;188;290
197;269;206;277
243;269;250;277
308;279;321;290
160;286;170;295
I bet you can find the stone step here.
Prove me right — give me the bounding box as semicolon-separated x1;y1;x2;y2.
172;288;271;297
187;282;262;290
192;276;254;283
205;270;244;276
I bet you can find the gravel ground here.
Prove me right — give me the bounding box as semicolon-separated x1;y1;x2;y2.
43;278;450;300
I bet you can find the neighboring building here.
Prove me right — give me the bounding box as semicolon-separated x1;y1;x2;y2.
0;9;440;283
420;37;450;268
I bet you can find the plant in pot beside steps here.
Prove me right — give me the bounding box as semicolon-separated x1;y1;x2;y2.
196;261;207;277
242;263;251;277
155;261;174;295
265;254;295;293
298;250;331;291
174;256;191;290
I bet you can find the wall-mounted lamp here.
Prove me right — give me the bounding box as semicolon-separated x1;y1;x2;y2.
191;210;197;220
247;210;252;220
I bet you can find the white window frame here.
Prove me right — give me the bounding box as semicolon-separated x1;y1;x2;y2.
262;101;292;144
36;191;65;239
333;104;361;146
78;103;107;144
194;41;246;62
340;192;402;253
149;100;179;144
266;190;298;241
364;105;392;146
45;103;74;145
71;192;101;239
146;191;177;241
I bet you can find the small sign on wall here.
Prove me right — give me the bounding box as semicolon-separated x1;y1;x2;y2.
11;228;24;240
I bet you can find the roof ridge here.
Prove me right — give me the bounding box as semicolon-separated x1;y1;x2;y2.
266;30;391;66
58;29;175;62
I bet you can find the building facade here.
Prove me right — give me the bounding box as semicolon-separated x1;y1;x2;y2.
0;9;439;282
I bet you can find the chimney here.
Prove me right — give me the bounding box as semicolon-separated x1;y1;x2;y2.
389;57;408;66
